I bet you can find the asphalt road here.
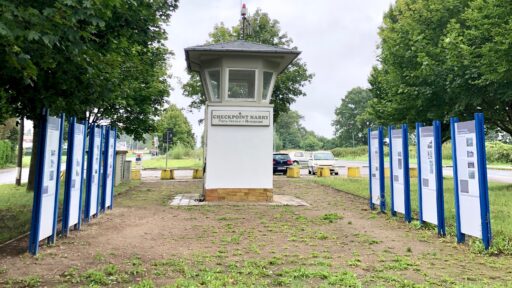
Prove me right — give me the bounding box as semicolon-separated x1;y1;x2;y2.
1;160;511;184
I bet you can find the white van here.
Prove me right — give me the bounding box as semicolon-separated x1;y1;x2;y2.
308;151;339;175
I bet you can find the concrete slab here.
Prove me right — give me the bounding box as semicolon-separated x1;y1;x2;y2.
169;194;310;207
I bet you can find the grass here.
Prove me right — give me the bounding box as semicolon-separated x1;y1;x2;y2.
3;179;512;287
141;157;202;170
314;176;512;254
0;180;140;244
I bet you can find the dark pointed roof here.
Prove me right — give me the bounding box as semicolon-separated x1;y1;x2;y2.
185;40;300;54
185;40;301;74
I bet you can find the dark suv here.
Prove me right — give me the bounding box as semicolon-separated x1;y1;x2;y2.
273;153;293;174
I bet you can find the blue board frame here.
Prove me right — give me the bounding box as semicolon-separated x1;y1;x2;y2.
389;125;411;222
368;127;385;212
417;121;445;235
451;114;492;249
84;124;103;221
110;128;117;209
101;127;116;212
415;123;423;225
101;126;110;212
433;120;446;236
388;126;395;216
368;128;373;210
378;127;386;212
28;111;64;255
62;118;87;236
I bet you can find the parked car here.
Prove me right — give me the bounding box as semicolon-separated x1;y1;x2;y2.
308;151;339;175
273;153;293;174
287;150;309;167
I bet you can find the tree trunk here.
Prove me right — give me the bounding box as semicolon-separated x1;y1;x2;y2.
27;121;40;192
15;118;24;186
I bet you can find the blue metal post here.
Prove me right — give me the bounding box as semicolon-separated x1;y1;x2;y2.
378;127;386;213
475;113;491;250
433;120;446;236
451;117;464;244
368;128;374;210
389;126;395;216
49;113;65;244
402;124;412;223
416;123;423;224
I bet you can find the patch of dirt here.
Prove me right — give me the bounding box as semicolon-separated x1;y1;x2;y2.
0;177;511;287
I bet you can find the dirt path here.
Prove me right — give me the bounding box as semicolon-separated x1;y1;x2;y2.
1;178;511;287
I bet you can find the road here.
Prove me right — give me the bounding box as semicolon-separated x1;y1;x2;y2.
1;160;511;184
335;160;512;184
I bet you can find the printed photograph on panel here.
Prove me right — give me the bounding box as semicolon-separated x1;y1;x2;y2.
466;137;474;147
460;179;469;194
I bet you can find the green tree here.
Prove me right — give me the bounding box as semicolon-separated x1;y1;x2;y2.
274;110;304;149
333;87;373;147
156;104;195;151
182;9;313;122
301;134;322;151
367;0;469;137
0;0;179;189
443;0;512;135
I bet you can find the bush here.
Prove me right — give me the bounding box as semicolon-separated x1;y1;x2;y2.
167;143;193;160
0;140;14;168
486;142;512;164
331;146;368;159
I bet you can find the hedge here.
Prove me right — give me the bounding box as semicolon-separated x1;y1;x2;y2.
331;141;512;164
0;140;14;168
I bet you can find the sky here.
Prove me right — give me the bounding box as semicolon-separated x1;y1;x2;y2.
165;0;395;143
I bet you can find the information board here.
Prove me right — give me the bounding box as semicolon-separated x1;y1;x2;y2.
452;114;491;249
417;122;445;235
454;121;481;237
62;119;87;234
102;128;116;210
368;128;384;211
390;128;411;219
419;126;438;224
29;113;64;254
38;116;62;240
85;125;102;219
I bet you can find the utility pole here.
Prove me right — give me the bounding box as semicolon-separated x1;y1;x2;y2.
15;118;24;186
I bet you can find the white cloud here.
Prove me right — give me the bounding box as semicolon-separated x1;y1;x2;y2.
165;0;394;143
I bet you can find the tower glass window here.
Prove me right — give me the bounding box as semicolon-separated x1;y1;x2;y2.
207;69;221;101
262;71;274;101
228;69;256;100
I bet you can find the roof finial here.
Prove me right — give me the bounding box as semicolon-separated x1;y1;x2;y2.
241;3;249;40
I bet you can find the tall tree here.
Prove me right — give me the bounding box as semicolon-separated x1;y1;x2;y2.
274;110;304;149
333;87;373;147
367;0;469;136
0;0;179;189
443;0;512;135
182;9;314;122
156;104;196;151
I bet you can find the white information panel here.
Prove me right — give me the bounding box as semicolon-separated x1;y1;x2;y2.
419;126;438;225
391;129;405;214
104;130;115;208
67;123;86;227
89;128;102;216
455;120;481;238
370;131;380;206
38;116;62;241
